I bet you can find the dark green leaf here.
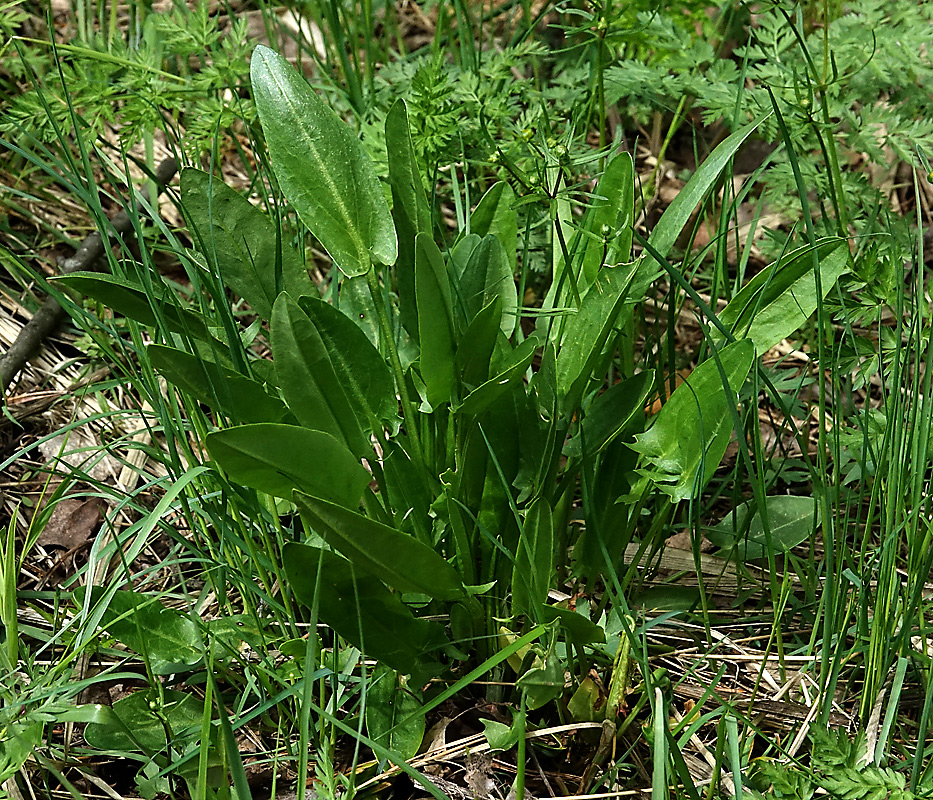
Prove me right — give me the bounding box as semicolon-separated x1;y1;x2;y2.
455;296;503;391
271;293;370;456
54;272;211;341
297;295;398;428
386;100;430;340
574;437;638;575
512;497;554;617
565;371;653;457
455;234;518;336
457;334;537;418
718;237;848;354
469;183;518;333
539;605;606;647
470;181;518;273
74;587;201;675
294;492;466;600
181;167;313;319
633;586;702;610
555;260;639;413
708;495;817;560
149;344;290;424
84;689;203;753
207;424;369;506
284;543;446;678
251;45;396;276
415;233;456;407
365;665;425;760
631;339;755;502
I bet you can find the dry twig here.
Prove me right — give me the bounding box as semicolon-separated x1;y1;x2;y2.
0;157;178;393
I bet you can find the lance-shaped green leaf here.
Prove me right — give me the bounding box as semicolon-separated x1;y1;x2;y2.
558;152;636;303
294;491;466;601
512;497;554;617
365;665;425;760
555;259;640;413
54;272;212;341
565;370;653;458
207;424;370;506
708;495;818;561
457;334;537;418
718;237;848;355
181;167;313;320
74;587;201;675
631;339;754;502
455;296;502;391
543;152;635;324
149;344;290;424
84;689;204;753
271;293;370;456
632;114;769;299
250;45;397;276
386;100;430;340
582;151;635;283
455;234;518;336
415;233;456;407
297;295;397;428
470;183;518;331
284;544;446;679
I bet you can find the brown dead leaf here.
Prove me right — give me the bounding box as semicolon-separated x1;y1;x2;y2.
422;716;453;756
37;497;104;550
667;529;714;554
464;752;496;800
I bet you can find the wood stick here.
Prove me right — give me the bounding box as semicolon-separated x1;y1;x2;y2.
0;157;179;393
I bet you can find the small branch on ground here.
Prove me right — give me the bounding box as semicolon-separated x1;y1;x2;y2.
0;157;179;394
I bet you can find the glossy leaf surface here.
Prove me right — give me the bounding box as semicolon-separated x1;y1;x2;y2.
365;665;425;759
251;45;396;276
149;344;290;424
55;272;211;341
386;100;430;339
718;237;848;354
511;497;554;616
181;167;312;319
297;295;398;428
632;339;755;502
415;233;456;406
708;495;817;560
207;424;369;506
284;543;445;678
294;492;466;600
271;293;370;456
75;587;201;675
